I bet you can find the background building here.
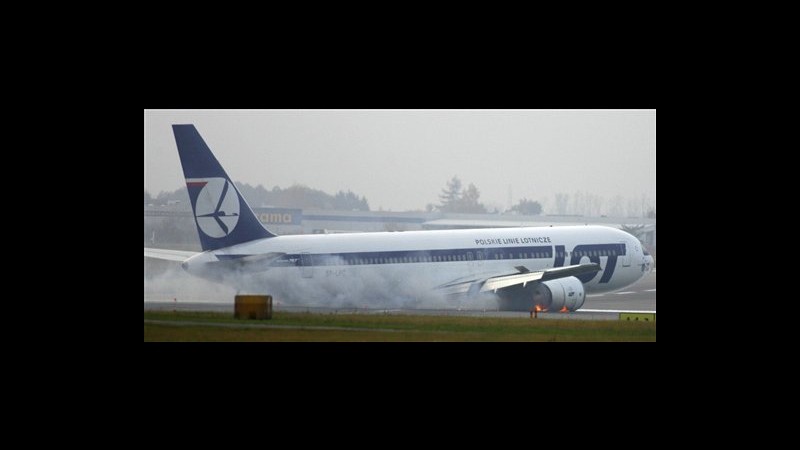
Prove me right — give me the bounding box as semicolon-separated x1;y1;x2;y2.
145;205;656;252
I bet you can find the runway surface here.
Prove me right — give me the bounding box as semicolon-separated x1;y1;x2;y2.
144;271;655;321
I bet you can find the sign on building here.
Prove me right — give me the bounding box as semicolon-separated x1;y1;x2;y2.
252;208;302;225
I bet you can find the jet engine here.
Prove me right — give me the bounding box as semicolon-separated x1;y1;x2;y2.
532;276;586;312
495;276;586;312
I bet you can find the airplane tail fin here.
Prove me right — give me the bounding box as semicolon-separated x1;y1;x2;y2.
172;124;276;251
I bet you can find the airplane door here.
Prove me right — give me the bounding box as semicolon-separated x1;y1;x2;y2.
474;250;485;267
468;250;482;273
301;252;313;278
620;242;631;267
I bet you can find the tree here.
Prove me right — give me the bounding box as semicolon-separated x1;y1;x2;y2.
333;190;370;211
436;177;486;213
608;195;624;217
554;192;569;215
646;208;656;219
144;190;152;205
510;198;542;215
456;183;487;213
621;224;646;242
438;176;462;210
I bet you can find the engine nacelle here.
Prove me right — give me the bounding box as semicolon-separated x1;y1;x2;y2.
532;276;586;312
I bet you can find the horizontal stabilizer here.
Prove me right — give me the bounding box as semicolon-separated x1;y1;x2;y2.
144;248;199;262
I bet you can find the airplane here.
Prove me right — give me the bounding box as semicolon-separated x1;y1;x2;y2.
145;124;654;312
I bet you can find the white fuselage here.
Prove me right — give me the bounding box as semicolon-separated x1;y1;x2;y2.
184;225;652;308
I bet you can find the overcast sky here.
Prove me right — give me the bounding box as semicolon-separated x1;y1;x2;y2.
144;110;655;213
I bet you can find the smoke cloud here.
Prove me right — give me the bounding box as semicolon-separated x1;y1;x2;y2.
144;257;500;311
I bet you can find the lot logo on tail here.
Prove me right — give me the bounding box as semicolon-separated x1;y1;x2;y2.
187;177;240;238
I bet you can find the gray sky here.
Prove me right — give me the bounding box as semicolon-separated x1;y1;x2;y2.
144;110;655;213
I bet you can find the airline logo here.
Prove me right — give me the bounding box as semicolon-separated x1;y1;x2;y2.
186;177;240;238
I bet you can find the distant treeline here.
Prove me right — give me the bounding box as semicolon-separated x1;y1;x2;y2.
145;182;370;211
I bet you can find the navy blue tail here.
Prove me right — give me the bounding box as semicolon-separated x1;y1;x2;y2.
172;124;276;251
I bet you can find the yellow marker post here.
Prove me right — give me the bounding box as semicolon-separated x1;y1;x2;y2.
234;295;272;320
619;312;655;322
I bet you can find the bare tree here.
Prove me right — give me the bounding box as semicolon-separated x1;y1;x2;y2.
621;224;646;243
554;192;569;215
608;195;624;217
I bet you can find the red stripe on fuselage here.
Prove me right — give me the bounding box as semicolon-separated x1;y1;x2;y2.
186;182;207;187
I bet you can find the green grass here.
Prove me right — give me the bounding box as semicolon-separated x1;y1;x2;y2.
144;311;656;342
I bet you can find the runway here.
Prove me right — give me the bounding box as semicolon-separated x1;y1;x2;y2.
583;269;656;311
144;271;655;321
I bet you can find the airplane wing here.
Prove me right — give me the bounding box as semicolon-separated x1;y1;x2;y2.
437;263;600;296
144;249;285;273
211;252;286;272
144;248;200;262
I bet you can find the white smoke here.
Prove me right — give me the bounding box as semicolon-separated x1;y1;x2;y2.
144;261;236;303
145;256;500;311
